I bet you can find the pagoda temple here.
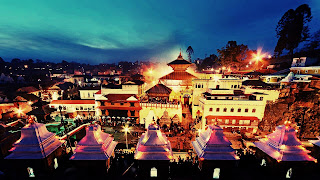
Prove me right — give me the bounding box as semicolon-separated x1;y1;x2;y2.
145;82;172;102
70;123;117;173
5;117;65;178
134;123;173;179
192;125;239;179
160;51;197;104
254;123;317;178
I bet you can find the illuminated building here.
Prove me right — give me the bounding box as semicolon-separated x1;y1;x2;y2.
198;88;266;132
96;94;141;124
159;52;198;104
50;100;96;118
254;124;316;179
70;123;117;172
192;125;239;179
5;117;65;178
134;123;173;179
192;74;242;119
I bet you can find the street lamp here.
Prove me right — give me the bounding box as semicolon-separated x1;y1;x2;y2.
58;106;66;134
252;48;267;70
122;124;131;149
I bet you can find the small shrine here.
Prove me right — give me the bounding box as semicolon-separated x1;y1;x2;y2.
5;116;65;178
70;123;117;172
192;125;239;179
134;123;173;179
254;123;317;178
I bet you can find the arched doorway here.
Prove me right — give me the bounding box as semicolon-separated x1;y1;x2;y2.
183;94;191;105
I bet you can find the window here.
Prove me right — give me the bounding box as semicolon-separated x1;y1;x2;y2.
100;101;105;106
80;106;83;110
88;92;90;97
231;85;233;88
260;97;264;101
216;108;220;112
252;109;256;113
238;108;241;112
245;108;248;112
244;120;250;125
214;97;218;100
305;70;308;73
267;78;270;82
120;103;124;106
232;119;236;124
130;111;135;116
209;108;213;112
111;102;114;105
315;69;318;73
216;85;220;89
239;120;244;125
230;108;234;112
130;102;135;107
223;108;227;112
150;167;157;177
101;110;106;115
225;119;229;124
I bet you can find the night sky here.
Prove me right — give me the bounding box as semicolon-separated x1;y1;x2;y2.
0;0;319;64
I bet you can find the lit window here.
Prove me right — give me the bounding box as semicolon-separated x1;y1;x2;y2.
216;108;220;112
150;167;157;177
232;119;236;124
225;119;229;124
238;108;241;112
252;109;256;113
239;120;244;125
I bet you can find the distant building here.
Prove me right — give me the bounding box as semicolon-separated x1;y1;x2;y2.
50;100;96;118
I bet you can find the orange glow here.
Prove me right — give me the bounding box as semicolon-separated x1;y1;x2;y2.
199;157;204;161
252;47;267;62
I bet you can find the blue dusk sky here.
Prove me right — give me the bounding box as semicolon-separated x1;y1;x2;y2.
0;0;319;64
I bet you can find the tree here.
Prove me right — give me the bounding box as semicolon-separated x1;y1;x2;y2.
217;41;250;70
275;4;312;57
303;29;320;51
186;46;194;62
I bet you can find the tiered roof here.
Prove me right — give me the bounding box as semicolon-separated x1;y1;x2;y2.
146;83;172;96
5;120;64;159
70;123;117;160
192;125;238;160
254;124;316;162
135;123;173;160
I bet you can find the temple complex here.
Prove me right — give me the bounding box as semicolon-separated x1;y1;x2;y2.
5;116;65;178
134;123;173;179
192;125;239;179
70;123;117;172
254;123;317;178
160;52;197;104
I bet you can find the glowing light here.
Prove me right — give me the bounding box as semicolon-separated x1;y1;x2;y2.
314;159;318;163
28;101;32;105
148;69;153;74
199;157;205;161
252;47;268;62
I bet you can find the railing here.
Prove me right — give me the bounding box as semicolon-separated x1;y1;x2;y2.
140;102;181;109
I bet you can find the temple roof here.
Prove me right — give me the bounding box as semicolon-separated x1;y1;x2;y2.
254;125;316;162
70;123;117;160
5;120;64;159
192;125;238;160
160;71;197;81
167;52;192;66
134;123;173;160
146;83;172;95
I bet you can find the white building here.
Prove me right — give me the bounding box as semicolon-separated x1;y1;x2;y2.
192;74;243;119
198;89;267;133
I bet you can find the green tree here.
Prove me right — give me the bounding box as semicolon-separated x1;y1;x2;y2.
274;4;312;57
217;41;250;70
186;46;194;62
